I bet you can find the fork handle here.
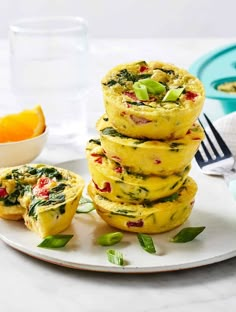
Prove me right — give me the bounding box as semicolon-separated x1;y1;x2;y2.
223;169;236;200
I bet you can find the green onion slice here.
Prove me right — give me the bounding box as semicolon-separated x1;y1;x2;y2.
137;233;156;254
37;234;73;249
79;196;93;204
106;249;124;266
159;192;178;203
97;232;123;246
170;226;206;243
138;78;166;94
133;82;149;100
162;87;184;102
76;196;95;213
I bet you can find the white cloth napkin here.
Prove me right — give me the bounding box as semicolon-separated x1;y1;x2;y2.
214;112;236;160
212;112;236;199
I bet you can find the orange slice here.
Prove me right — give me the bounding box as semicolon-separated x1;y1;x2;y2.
0;105;46;143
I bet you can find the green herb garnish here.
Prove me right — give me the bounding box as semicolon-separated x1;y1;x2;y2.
159;192;179;203
133;82;149;100
138;78;166;95
50;183;67;193
126;101;146;106
88;139;101;145
106;249;124;266
104;69;151;87
106;79;117;87
59;204;66;214
162;87;184;102
76;196;95;213
117;69;136;84
170;226;206;243
101;127;127;138
28;198;46;218
3;189;20;206
97;232;123;246
28;193;65;218
169;142;184;152
37;234;73;249
111;211;136;218
37;167;62;180
154;67;176;75
137;233;156;254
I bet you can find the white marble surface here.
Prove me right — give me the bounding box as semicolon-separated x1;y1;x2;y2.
1;37;236;311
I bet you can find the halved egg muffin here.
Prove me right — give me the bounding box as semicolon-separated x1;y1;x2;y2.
0;164;84;237
102;61;205;139
86;140;190;203
88;177;198;234
97;115;204;175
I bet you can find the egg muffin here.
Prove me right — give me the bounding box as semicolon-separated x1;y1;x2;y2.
102;61;205;139
97;115;204;175
0;164;84;237
88;177;197;234
86;140;190;203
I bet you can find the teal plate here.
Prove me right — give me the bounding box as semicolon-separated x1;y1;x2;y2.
189;43;236;113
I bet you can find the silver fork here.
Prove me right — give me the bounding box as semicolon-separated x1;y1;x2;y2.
195;113;236;186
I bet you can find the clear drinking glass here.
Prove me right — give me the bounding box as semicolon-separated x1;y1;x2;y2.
9;16;89;152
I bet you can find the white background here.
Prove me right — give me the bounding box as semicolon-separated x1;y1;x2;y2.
0;0;236;38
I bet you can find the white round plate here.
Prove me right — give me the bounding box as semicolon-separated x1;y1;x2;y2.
0;159;236;273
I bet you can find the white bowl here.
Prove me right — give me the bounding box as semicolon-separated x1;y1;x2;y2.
0;129;48;168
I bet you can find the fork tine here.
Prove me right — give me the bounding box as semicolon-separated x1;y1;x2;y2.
195;114;234;173
203;113;232;157
198;135;213;160
195;150;204;166
198;117;220;158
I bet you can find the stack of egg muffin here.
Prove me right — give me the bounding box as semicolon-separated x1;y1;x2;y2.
86;61;205;234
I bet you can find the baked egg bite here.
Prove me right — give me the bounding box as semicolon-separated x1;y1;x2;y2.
88;177;198;234
0;164;84;237
86;139;190;204
97;115;204;175
102;61;205;139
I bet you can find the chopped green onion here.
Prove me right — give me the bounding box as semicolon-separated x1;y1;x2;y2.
133;82;149;100
106;249;124;266
158;192;178;203
137;233;156;254
138;78;166;94
162;87;184;102
97;232;123;246
76;202;95;213
37;234;73;249
76;196;95;213
79;196;93;204
170;226;206;243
